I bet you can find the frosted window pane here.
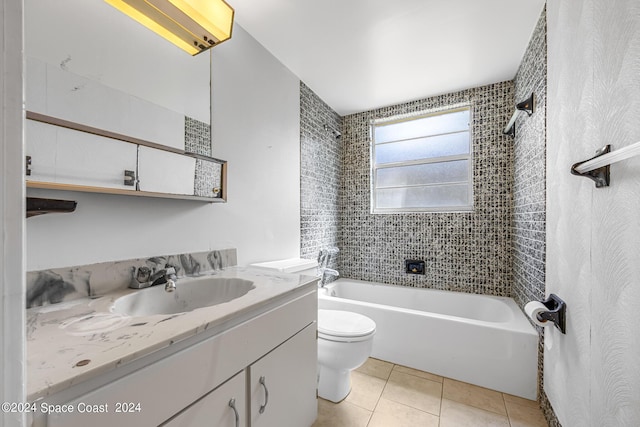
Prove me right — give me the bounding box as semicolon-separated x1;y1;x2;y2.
376;184;469;209
376;160;469;187
375;132;469;164
374;109;470;143
370;106;473;212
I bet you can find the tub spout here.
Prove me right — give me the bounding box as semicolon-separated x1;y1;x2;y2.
320;268;339;287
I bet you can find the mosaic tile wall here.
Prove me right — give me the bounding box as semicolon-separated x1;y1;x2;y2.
185;116;212;156
185;116;222;199
513;9;548;312
194;159;222;198
513;8;561;426
300;82;342;266
514;8;560;426
339;82;514;295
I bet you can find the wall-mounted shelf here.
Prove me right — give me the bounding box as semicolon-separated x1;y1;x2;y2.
26;181;226;203
26;112;227;202
571;141;640;187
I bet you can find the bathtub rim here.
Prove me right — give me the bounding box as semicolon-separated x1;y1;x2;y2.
319;278;537;336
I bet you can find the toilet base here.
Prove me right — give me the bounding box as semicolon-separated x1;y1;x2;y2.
318;365;351;403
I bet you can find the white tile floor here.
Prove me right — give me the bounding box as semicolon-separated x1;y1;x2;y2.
313;358;548;427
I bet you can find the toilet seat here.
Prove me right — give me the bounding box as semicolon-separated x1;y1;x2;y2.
318;309;376;342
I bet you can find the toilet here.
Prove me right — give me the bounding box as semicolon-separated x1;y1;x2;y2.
249;258;376;402
317;309;376;402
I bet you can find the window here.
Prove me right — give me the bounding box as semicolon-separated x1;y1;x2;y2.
370;106;473;213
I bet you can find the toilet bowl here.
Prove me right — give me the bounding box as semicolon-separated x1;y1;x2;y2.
248;258;377;402
317;309;376;402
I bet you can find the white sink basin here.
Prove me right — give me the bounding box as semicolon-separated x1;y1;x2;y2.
112;277;255;316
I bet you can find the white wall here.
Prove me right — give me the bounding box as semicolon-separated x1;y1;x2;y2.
211;24;301;266
546;1;640;426
26;24;301;270
1;0;26;424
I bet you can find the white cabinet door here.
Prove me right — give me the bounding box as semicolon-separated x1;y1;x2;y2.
161;371;246;427
137;146;196;195
26;120;137;189
249;324;317;427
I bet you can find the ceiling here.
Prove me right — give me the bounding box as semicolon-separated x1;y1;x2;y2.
231;0;545;116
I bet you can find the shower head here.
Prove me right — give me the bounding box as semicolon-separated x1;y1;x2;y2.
323;124;342;139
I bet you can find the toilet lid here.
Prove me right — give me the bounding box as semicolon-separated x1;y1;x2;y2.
318;309;376;338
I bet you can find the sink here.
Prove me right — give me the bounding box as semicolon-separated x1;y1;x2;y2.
111;277;255;316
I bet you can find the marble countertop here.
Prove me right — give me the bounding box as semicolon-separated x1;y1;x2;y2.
27;267;316;401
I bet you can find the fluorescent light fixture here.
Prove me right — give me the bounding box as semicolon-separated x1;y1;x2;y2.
106;0;234;55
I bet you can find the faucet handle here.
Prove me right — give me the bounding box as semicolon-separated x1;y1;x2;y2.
129;266;152;289
135;266;152;283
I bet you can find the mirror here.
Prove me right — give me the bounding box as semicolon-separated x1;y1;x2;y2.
24;0;225;201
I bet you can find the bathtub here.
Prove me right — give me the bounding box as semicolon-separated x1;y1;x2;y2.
318;278;538;400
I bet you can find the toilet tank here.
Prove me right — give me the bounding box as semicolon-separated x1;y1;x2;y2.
249;258;319;276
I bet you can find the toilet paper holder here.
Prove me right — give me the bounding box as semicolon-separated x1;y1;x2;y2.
537;294;566;334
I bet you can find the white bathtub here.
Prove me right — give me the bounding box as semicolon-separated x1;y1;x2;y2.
318;278;538;400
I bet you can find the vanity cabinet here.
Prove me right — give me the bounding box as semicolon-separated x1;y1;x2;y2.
35;289;317;427
161;371;246;427
249;323;317;427
162;323;317;427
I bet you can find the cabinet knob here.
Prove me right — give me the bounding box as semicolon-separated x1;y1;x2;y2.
258;376;269;414
124;170;137;187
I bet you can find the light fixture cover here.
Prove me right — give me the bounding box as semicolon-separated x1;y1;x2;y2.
106;0;234;55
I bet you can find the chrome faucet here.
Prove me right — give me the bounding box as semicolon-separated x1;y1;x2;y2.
130;265;178;292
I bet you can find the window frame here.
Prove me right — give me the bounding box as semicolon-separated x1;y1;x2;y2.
369;104;474;214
